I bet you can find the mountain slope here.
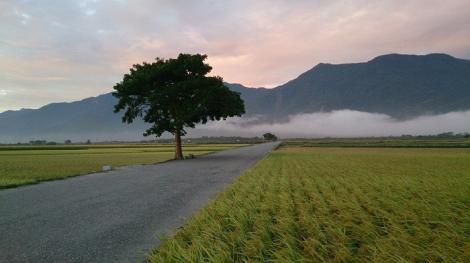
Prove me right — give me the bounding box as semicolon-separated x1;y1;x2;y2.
258;53;470;119
0;94;147;142
1;53;470;142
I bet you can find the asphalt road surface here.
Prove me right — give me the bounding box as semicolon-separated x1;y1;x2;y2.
0;142;278;263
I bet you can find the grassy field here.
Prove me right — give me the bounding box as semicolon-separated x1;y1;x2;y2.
0;143;245;189
150;146;470;262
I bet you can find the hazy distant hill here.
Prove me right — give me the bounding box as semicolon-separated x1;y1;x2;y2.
1;53;470;142
287;53;470;117
0;94;146;142
229;53;470;120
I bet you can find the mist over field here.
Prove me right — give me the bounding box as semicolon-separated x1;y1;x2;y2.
195;110;470;138
2;110;468;143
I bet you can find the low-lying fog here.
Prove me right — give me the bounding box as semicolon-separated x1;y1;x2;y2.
2;110;469;143
192;110;470;138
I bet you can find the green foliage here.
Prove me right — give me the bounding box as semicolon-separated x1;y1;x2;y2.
150;147;470;262
262;133;278;141
0;144;245;189
113;54;245;137
29;140;47;145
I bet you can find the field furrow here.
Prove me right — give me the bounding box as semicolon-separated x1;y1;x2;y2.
150;147;470;262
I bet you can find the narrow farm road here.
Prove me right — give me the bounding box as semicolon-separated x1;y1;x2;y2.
0;142;278;263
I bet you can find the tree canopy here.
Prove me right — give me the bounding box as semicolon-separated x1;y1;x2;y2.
113;53;245;159
263;133;278;141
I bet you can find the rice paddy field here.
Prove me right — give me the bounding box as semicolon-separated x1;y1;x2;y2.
0;143;245;189
150;145;470;262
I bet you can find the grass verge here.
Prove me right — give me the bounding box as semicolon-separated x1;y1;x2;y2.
0;144;246;189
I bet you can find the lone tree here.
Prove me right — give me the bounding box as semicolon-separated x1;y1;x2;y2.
113;54;245;159
263;133;278;141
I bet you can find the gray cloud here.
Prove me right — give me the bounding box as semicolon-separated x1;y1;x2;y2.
1;0;470;111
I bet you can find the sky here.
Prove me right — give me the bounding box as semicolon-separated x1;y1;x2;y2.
1;0;470;112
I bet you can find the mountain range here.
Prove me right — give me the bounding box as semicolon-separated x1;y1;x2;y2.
1;53;470;142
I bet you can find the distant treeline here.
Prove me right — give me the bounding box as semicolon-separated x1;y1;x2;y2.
2;132;469;146
0;136;265;146
153;136;265;144
283;132;470;148
286;132;470;141
7;139;90;145
398;132;469;139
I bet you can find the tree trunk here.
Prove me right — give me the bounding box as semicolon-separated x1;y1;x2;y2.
174;129;183;160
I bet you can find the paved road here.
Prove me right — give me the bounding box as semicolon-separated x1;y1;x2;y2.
0;142;278;263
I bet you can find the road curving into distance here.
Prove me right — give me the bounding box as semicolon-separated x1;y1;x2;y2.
0;142;279;263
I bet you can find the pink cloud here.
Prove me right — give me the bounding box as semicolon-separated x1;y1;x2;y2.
1;0;470;110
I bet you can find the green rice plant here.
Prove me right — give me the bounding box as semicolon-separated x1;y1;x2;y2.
149;147;470;262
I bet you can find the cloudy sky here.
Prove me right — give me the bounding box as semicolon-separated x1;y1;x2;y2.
1;0;470;112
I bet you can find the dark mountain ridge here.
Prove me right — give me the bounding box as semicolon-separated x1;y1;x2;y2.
1;53;470;142
261;53;470;119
